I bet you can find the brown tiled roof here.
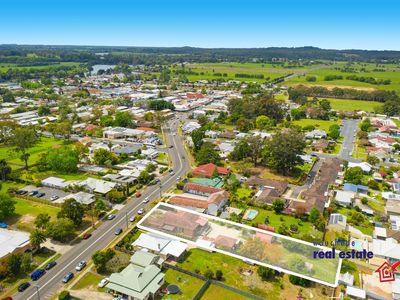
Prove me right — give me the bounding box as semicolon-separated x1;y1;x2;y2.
215;235;238;249
169;196;208;209
247;177;288;195
183;183;223;195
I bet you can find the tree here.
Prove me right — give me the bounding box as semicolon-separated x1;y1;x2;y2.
92;248;116;273
10;127;38;169
196;142;220;165
315;215;326;231
191;128;205;152
0;159;11;181
204;269;214;279
38;146;79;173
0;193;16;219
246;135;265;167
137;170;154;185
344;167;364;184
46;218;75;242
38;106;51;116
35;213;51;229
229;140;251;161
58;199;85;226
289;275;311;287
8;254;21;275
272;198;285;214
328;124;340;140
360;118;372;132
93;148;119;165
309;208;320;223
215;270;223;280
262;128;305;175
367;155;380;165
114;111;134;128
106;190;125;203
237;118;253;132
148;100;174;111
257;266;276;281
30;229;46;249
255;115;273;130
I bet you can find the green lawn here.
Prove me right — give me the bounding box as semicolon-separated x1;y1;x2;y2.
235;187;253;200
0;137;64;167
292;119;341;131
249;208;323;240
325;98;383;112
392;119;400;127
160;269;204;300
201;284;249;300
71;271;104;291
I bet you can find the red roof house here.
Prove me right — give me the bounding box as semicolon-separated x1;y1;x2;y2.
192;163;230;178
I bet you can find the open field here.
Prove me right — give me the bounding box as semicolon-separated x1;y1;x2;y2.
307;97;383;112
71;271;104;291
285;61;400;93
160;268;204;300
173;62;318;82
200;284;249;300
292;118;341;131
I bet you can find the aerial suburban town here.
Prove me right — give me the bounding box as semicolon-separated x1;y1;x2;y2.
1;1;400;300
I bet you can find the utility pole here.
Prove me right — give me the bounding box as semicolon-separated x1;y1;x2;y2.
159;182;162;198
35;285;40;300
125;212;128;228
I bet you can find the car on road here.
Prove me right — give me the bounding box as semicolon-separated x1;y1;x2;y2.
62;272;74;283
114;228;123;235
45;261;57;270
17;282;30;292
142;197;149;204
107;214;116;220
31;269;45;281
169;145;174;148
170;171;175;176
176;176;181;180
98;278;109;288
82;233;92;240
50;195;59;201
137;208;145;215
75;260;87;271
129;216;136;222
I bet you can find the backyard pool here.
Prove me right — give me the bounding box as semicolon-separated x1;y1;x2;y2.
243;209;259;221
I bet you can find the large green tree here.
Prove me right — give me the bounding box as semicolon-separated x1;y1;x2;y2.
262;128;305;175
46;218;75;242
196;142;220;165
0;159;11;181
38;146;79;173
10;127;38;169
29;229;46;249
191;128;205;152
58;199;85;226
0;193;16;219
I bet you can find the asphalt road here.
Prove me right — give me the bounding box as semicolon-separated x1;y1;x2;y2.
339;119;359;161
14;118;190;300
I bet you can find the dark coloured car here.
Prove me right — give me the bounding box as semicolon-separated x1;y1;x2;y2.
1;296;13;300
114;228;123;235
17;282;30;292
62;272;74;283
36;192;45;198
45;261;57;270
82;233;92;240
31;269;45;281
0;222;7;229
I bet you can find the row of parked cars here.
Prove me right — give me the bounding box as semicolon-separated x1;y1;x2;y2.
15;189;59;200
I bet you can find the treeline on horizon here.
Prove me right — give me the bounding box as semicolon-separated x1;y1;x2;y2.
1;45;400;66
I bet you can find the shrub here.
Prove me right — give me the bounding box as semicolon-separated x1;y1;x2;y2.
59;291;71;300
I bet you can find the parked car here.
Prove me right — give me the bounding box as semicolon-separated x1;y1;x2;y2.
107;214;116;220
50;195;59;201
1;296;13;300
142;197;149;204
0;222;7;229
114;228;123;235
98;278;109;288
129;216;136;222
137;208;145;215
45;261;57;270
62;272;74;283
17;282;30;292
31;269;45;281
135;192;141;198
75;260;86;271
169;145;174;148
82;233;92;240
36;192;45;198
29;190;39;196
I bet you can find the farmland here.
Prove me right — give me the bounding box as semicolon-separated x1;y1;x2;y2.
285;61;400;93
322;98;383;112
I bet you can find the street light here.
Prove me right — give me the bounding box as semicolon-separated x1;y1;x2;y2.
35;284;40;300
159;182;162;198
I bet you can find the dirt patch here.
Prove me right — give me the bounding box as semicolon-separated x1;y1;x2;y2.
19;214;35;224
70;289;113;300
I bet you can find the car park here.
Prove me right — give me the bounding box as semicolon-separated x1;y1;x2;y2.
107;214;116;220
114;228;123;235
17;282;30;292
82;233;92;240
137;208;145;215
31;269;45;281
98;278;109;288
75;260;87;271
62;272;74;283
45;261;57;270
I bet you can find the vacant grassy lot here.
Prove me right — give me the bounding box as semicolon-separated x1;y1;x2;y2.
71;271;104;291
292;118;341;131
160;268;204;300
0;137;63;167
200;284;249;300
307;97;383;112
285;61;400;93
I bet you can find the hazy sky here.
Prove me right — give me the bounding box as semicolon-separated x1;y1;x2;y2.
1;0;399;50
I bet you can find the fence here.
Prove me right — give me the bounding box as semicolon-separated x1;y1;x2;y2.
164;263;264;300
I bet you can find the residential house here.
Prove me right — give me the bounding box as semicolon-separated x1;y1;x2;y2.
305;129;327;139
192;163;230;178
328;213;347;231
249;177;288;205
105;251;165;300
334;190;355;207
348;162;372;174
77;178;117;194
183;183;224;197
343;183;369;194
0;229;30;262
214;235;240;251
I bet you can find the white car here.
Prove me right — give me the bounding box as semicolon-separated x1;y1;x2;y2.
75;260;87;271
137;208;145;215
98;278;109;288
142;197;149;204
50;195;59;201
129;216;136;222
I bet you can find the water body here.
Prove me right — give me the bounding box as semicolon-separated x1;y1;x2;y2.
90;64;116;75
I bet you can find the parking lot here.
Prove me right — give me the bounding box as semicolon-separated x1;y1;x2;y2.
18;185;71;202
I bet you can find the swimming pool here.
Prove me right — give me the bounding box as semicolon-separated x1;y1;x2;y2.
244;209;259;220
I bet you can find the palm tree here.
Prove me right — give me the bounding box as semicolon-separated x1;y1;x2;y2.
30;229;46;250
0;159;11;181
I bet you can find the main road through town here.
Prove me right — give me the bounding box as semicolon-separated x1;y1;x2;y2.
14;117;190;300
